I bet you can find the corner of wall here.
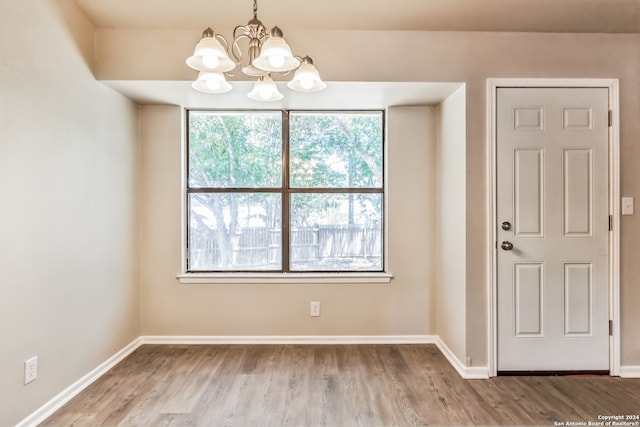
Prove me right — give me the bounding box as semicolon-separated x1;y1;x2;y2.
55;0;97;75
434;86;467;364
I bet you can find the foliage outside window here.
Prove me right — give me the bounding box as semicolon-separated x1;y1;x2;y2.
187;110;384;272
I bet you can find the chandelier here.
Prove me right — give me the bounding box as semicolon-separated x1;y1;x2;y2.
186;0;326;101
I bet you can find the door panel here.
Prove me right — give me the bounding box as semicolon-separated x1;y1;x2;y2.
563;263;593;336
563;149;593;236
514;263;544;337
497;87;609;371
514;148;544;236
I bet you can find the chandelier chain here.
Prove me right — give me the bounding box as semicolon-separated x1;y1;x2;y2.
253;0;258;20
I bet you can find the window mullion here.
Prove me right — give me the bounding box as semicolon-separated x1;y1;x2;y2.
281;110;290;273
287;188;383;194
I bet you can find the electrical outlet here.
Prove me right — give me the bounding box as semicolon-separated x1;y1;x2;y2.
24;356;38;385
310;301;320;317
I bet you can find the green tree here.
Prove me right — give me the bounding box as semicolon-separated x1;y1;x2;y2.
189;112;281;268
188;111;383;270
289;112;382;226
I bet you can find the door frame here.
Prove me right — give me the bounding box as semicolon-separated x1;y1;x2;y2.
486;78;620;377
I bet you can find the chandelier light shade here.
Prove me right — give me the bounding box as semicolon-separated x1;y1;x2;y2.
287;56;327;92
185;0;326;101
186;30;236;73
191;71;233;94
251;27;301;73
247;75;284;101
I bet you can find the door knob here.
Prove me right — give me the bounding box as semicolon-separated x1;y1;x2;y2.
501;221;512;231
501;241;514;251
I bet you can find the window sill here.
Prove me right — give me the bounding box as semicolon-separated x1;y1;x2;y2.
177;272;394;285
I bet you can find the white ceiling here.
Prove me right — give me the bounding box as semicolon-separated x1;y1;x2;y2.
74;0;640;33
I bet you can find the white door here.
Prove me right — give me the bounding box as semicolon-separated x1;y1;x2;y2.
497;87;610;371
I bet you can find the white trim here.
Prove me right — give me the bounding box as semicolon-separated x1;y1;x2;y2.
608;80;621;377
177;272;394;285
434;336;490;379
486;78;621;377
181;108;392;278
487;79;499;378
16;337;143;427
619;366;640;378
139;334;434;345
180;108;188;274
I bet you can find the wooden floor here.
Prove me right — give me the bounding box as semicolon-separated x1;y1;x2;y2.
42;344;640;426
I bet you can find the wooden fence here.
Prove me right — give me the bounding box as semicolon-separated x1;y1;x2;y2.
189;225;382;269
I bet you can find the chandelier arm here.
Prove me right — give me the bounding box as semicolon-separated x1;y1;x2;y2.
212;32;241;76
222;33;250;77
233;25;250;39
230;32;248;64
214;32;230;50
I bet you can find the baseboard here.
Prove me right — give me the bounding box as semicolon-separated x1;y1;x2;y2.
434;336;489;379
139;334;436;345
619;365;640;378
16;337;143;427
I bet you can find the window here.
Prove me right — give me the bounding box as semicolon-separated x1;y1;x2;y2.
186;110;384;273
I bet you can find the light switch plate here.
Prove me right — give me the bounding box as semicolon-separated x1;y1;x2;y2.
622;197;634;215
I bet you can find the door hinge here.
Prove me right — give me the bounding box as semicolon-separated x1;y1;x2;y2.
609;215;613;231
609;320;613;336
608;110;613;127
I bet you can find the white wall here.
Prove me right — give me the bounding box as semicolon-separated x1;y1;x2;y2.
434;86;467;363
0;0;140;424
97;27;640;367
3;14;640;425
138;105;437;337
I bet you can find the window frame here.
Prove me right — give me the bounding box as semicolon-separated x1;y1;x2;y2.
180;108;392;283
